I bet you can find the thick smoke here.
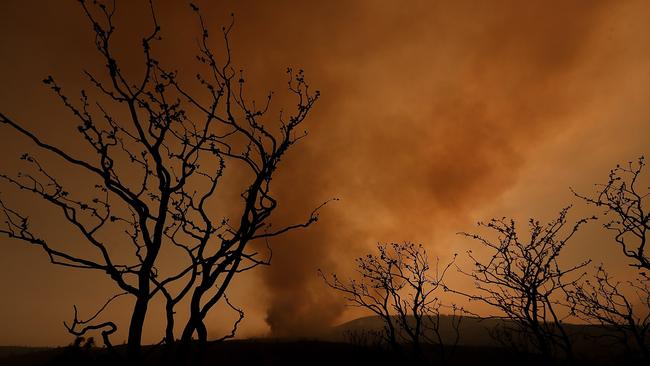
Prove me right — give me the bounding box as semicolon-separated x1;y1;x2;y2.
221;0;619;336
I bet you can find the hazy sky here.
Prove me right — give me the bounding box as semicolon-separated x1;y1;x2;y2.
0;0;649;346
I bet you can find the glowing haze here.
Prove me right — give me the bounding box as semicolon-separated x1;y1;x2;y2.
0;0;648;346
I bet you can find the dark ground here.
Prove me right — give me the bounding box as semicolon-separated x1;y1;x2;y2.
0;339;639;366
1;316;644;365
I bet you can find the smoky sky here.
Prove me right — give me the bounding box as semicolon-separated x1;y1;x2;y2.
0;0;649;345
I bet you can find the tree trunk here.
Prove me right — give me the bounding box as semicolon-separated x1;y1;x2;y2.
127;294;149;363
196;321;207;345
176;291;202;364
180;312;199;343
164;301;175;345
176;311;205;365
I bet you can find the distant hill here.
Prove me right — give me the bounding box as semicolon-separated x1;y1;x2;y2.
327;314;501;346
326;314;629;360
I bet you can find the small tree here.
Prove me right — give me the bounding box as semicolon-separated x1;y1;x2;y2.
567;266;649;363
573;156;649;271
320;242;461;363
0;1;323;362
458;207;592;364
570;156;650;363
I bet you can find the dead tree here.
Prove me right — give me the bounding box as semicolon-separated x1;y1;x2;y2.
167;6;325;352
423;303;465;366
573;156;649;271
0;1;323;362
457;207;593;364
320;242;460;363
385;243;459;361
319;244;401;350
567;266;649;362
570;157;650;363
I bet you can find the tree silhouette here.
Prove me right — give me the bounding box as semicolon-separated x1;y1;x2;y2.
567;265;649;363
573;156;649;271
569;156;650;363
0;1;324;362
457;207;593;364
320;242;461;364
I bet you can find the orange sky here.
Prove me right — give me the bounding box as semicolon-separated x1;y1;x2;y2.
0;0;649;346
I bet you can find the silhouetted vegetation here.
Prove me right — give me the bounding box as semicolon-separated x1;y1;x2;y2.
320;242;464;364
455;207;593;364
0;1;647;365
317;157;648;366
573;157;649;271
0;0;324;364
567;265;649;363
568;156;649;364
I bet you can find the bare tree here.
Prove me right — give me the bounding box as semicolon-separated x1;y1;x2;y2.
423;303;465;365
567;266;649;363
320;244;400;350
320;242;461;363
569;156;650;363
457;207;593;364
0;1;324;362
573;156;649;271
